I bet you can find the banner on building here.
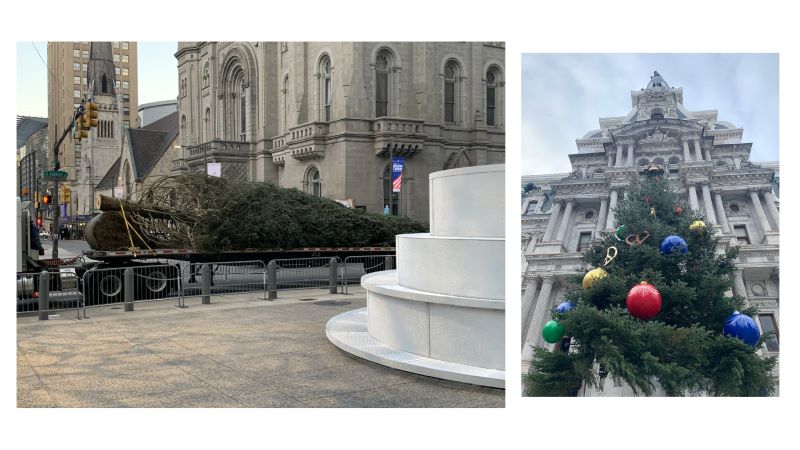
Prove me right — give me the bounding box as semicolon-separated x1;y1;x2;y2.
391;157;404;193
207;163;222;178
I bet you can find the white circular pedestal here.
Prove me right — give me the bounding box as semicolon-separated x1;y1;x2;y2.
326;164;505;388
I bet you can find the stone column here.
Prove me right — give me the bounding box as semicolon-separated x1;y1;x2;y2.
542;199;562;242
688;184;699;210
607;153;614;167
606;189;618;230
682;139;691;162
615;143;624;167
763;191;780;231
713;191;731;234
521;277;540;348
522;274;555;363
595;197;609;235
749;188;773;233
704;149;712;162
555;198;574;242
701;182;717;225
733;270;748;305
626;143;634;166
693;139;703;162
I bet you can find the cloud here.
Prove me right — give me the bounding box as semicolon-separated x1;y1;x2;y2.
522;53;779;176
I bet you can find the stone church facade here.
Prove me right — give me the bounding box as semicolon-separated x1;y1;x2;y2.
520;72;779;394
172;42;505;221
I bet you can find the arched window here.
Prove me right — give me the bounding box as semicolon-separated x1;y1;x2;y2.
375;49;392;118
444;59;461;124
486;66;502;127
203;63;210;88
101;75;108;94
319;55;332;122
305;166;322;197
668;156;681;173
181;114;187;145
651;110;664;119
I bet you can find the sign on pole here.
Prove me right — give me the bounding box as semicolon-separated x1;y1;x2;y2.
207;162;222;177
391;157;404;193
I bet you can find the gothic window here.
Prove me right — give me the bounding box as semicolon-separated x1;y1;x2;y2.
375;49;392;118
181;114;187;145
239;80;247;141
486;66;502;127
305;166;322;197
651;111;664;119
123;160;132;198
444;59;461;124
101;75;108;94
282;75;289;133
204;107;211;142
203;63;210;87
319;55;332;122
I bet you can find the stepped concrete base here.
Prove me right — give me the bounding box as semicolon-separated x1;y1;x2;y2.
326;308;505;388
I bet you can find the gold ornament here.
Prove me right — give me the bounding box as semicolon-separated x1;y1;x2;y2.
583;267;608;289
650;207;656;217
689;220;706;232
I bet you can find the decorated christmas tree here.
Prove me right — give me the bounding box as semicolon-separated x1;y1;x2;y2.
525;168;776;396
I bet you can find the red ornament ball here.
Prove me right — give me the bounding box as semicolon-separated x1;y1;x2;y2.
626;281;662;320
675;205;683;215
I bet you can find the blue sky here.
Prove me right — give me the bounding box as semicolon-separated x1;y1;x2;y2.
521;54;779;175
16;42;178;118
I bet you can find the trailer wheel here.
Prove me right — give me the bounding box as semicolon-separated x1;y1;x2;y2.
138;265;179;299
84;270;124;305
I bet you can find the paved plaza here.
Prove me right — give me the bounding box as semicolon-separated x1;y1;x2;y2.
17;287;504;408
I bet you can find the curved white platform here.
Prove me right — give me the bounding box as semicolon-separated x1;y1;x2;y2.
397;234;504;300
326;308;505;388
326;164;505;389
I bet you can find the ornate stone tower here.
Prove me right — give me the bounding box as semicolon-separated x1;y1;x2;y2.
76;42;123;214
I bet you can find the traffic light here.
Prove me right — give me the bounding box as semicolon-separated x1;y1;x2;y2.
36;217;42;227
61;185;71;204
74;117;88;141
83;101;99;128
42;194;53;205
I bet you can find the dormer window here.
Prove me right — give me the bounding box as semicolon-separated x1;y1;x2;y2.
651;112;664;119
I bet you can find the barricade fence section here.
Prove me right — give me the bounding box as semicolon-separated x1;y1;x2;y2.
180;260;267;299
341;255;395;294
18;255;392;319
16;270;82;318
270;257;342;293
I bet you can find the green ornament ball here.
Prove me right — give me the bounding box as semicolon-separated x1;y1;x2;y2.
542;320;565;344
615;225;627;241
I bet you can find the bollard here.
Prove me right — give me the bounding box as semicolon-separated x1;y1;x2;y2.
177;265;186;308
124;268;134;312
267;260;277;300
329;258;338;294
38;271;50;320
384;255;394;271
201;263;211;304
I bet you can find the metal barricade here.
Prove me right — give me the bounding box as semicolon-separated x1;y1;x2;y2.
271;257;342;293
341;255;395;294
16;270;82;318
81;263;183;315
180;260;267;300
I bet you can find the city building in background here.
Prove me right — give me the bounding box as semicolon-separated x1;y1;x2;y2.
16;116;49;228
138;99;178;127
520;72;779;385
47;41;138;222
172;42;505;222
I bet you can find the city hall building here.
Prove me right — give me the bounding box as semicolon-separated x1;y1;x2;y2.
520;72;779;391
172;42;505;222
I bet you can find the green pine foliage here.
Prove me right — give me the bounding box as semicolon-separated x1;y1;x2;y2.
525;175;776;396
190;176;428;251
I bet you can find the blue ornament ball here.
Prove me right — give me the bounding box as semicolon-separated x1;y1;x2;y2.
660;235;688;255
554;301;575;313
723;311;761;347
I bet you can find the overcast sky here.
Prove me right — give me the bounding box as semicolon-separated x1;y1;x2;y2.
16;42;178;118
521;53;779;176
